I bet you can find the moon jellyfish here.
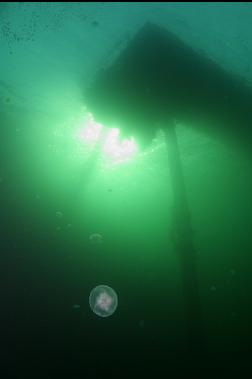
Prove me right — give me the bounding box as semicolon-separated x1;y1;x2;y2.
56;211;63;219
89;233;103;245
89;285;118;317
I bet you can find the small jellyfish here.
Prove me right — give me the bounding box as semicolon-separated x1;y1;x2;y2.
89;233;103;245
89;285;118;318
56;211;63;219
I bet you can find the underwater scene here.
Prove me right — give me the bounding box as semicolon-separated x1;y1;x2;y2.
1;2;252;378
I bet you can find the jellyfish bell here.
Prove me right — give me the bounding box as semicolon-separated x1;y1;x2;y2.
96;292;113;311
89;285;118;318
89;233;103;245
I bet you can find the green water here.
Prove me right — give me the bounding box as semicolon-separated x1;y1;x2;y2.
1;3;252;377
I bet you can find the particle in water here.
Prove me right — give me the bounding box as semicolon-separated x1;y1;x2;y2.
210;285;217;292
89;233;103;244
56;211;63;219
73;304;81;310
89;285;118;317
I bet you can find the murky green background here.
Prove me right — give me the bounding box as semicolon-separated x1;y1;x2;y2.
1;3;252;377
